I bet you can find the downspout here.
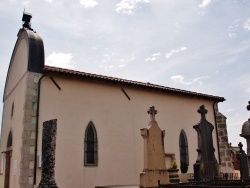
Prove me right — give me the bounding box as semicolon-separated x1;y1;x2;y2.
213;101;221;165
33;72;47;185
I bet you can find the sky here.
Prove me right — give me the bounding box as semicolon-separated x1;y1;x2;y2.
0;0;249;148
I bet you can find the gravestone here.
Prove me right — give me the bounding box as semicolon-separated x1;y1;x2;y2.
38;119;59;188
140;106;169;187
237;142;250;180
240;101;250;154
193;105;219;181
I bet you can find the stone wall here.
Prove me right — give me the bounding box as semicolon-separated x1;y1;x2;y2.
214;104;233;171
20;72;42;188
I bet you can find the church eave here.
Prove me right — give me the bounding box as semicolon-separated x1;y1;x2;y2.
43;65;225;102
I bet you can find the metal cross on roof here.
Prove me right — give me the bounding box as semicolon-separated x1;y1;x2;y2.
147;106;158;121
197;105;208;119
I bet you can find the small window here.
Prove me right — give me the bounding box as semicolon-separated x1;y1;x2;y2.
7;131;12;149
84;122;98;166
179;130;189;164
11;102;14;119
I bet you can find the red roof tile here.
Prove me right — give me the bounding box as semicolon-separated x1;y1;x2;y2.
43;65;225;102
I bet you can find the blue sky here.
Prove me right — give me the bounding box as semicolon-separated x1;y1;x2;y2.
0;0;249;147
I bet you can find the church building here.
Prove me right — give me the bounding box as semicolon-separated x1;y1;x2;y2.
0;14;233;188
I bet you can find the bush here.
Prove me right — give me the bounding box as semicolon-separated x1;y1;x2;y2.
172;161;177;169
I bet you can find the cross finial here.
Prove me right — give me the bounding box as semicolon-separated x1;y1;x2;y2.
247;101;250;121
247;101;250;111
147;106;158;121
238;142;244;153
197;105;207;119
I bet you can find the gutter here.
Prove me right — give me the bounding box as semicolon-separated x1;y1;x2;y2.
213;101;221;165
33;72;47;185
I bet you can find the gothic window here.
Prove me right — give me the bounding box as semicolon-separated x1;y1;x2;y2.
84;122;98;166
179;130;189;164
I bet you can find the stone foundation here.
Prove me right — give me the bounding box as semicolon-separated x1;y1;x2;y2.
140;170;169;187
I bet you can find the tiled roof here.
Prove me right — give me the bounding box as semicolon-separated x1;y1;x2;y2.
43;65;225;102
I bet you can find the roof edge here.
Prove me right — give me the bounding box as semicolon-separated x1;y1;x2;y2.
43;65;225;102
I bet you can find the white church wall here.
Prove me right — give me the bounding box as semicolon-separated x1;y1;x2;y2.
0;73;28;188
4;39;28;97
35;74;219;188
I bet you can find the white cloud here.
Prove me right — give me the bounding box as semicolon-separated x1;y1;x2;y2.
22;0;31;6
44;0;53;3
171;75;208;86
165;47;187;59
116;0;150;15
145;53;161;62
228;33;236;38
118;56;135;68
79;0;98;8
192;76;209;85
243;19;250;31
119;64;126;68
103;52;118;61
46;52;74;69
99;64;114;70
170;75;191;86
199;0;212;8
198;0;213;15
226;19;240;38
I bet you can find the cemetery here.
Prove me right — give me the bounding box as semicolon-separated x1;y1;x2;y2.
37;103;250;188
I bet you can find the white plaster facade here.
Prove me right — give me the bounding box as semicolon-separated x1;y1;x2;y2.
0;27;232;188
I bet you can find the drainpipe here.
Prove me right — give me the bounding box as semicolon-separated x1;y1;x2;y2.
213;101;221;165
34;72;47;185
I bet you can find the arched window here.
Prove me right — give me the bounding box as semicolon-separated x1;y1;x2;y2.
179;130;189;164
7;131;12;149
84;122;98;166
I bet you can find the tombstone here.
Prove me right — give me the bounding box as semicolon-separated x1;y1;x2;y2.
140;106;169;187
193;105;219;181
236;142;250;180
38;119;59;188
240;101;250;154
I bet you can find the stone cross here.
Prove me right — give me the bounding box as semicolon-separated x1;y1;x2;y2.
240;102;250;154
140;106;169;187
237;142;250;180
193;105;219;181
247;101;250;111
239;142;244;153
147;106;158;121
247;101;250;120
197;105;207;120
